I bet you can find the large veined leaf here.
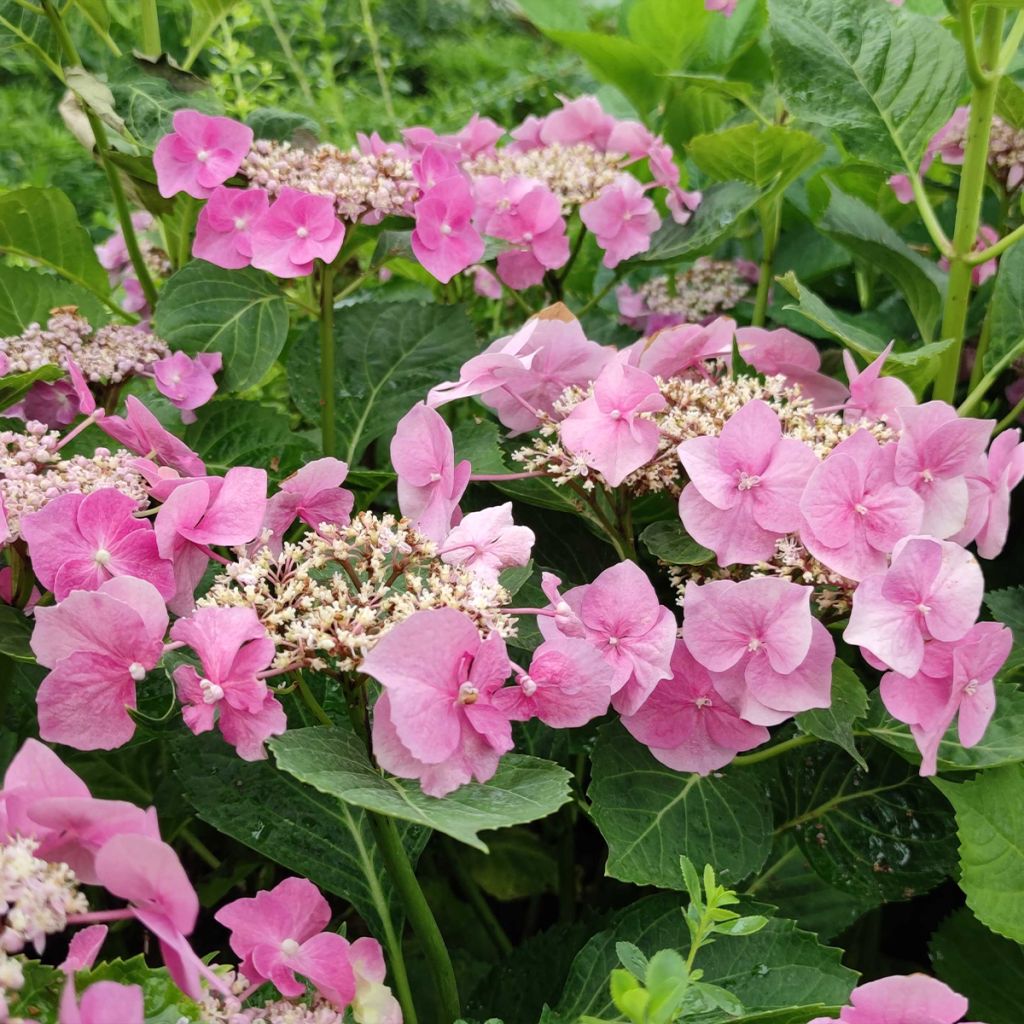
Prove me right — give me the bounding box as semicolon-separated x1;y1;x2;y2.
779;740;958;900
153;261;288;392
556;893;856;1020
936;764;1024;943
271;725;572;852
77;957;200;1024
173;736;425;943
930;908;1024;1024
986;587;1024;679
818;186;946;342
286;301;477;465
0;188;110;299
639;520;714;565
109;64;221;144
796;660;869;770
0;0;58;71
587;723;773;889
0;265;108;334
689;123;825;199
987;241;1024;372
768;0;965;173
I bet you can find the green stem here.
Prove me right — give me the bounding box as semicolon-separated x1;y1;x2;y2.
177;824;221;870
910;174;953;257
578;271;622;316
960;1;992;90
444;839;513;955
319;262;337;458
968;307;993;392
965;217;1024;265
296;675;333;727
995;392;1024;434
935;6;1006;404
359;0;397;129
730;733;817;767
139;0;160;57
751;201;781;328
958;335;1024;415
258;0;314;106
41;0;159;310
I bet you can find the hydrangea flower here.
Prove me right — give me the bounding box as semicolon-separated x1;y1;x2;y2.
192;185;269;269
439;502;534;583
842;343;916;424
99;396;206;477
249;187;346;279
580;177;661;267
263;456;354;554
153;351;223;424
154;109;254;199
411;176;485;283
953;426;1024;558
808;974;983;1024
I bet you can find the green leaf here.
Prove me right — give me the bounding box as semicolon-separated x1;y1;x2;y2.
639;520;714;565
77;957;200;1023
0;0;58;70
633;181;762;264
986;587;1024;679
245;106;319;143
930;908;1024;1024
511;0;587;31
818;186;945;342
173;734;424;942
997;76;1024;129
796;660;869;769
108;63;221;144
270;725;572;852
465;827;558;901
0;365;65;412
626;0;711;70
153;262;288;392
0;188;109;298
556;893;856;1020
0;266;108;334
987;241;1024;372
780;740;958;900
0;603;36;662
588;723;773;889
287;301;477;465
5;960;62;1024
768;0;965;173
689;124;825;199
936;764;1024;942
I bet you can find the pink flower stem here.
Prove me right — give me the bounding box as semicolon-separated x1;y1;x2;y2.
67;908;135;924
469;470;549;481
56;410;105;451
504;606;556;617
256;665;298;680
195;955;234;997
162;640;186;653
498;385;545;422
200;545;231;566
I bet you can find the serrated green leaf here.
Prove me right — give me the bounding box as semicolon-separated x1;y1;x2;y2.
271;725;572;852
796;660;869;769
986;587;1024;678
108;63;221;144
0;364;65;411
640;520;715;566
0;266;108;334
588;723;773;889
77;956;200;1023
154;262;288;392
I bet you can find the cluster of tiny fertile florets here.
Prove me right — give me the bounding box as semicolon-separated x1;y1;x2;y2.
464;142;623;209
239;140;420;222
0;836;87;956
0;310;169;384
0;424;147;538
200;977;345;1024
200;511;514;674
987;117;1024;190
633;259;754;322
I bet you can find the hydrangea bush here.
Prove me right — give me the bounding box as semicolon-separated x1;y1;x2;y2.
2;0;1024;1022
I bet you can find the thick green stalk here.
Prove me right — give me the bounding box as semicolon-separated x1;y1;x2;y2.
730;733;817;766
934;6;1005;404
139;0;161;57
751;201;781;328
319;263;337;458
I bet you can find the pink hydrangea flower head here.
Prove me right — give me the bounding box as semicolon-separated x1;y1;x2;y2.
625;317;734;378
21;488;175;601
677;399;818;565
508;114;545;152
953;427;1024;558
152;351;222;424
894;402;994;538
350;937;402;1024
250;187;345;278
391;403;471;543
581;177;661;267
842;343;916;424
449;112;504;157
153;110;254;199
844;536;984;677
471;265;502;300
363;608;514;797
621;640;770;773
541;560;677;716
171;606;285;761
263;457;354;554
605;119;657;159
560;361;667;486
31;577;169;750
411;175;485;283
808;973;980;1024
192;185;269;269
736;326;850;409
682;577;834;725
439;502;534;583
799;430;924;581
215;877;356;1008
539;95;615;149
100;396;205;477
413;145;461;191
60;980;144;1024
494;637;614;728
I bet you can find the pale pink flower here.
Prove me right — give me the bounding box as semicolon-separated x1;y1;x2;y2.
0;738;88;842
22;380;81;428
412;144;461;191
350;937;403;1024
171;606;285;761
889;107;969;204
62;925;108;973
539;95;615;150
99;396;206;477
799;431;923;581
678;399;818;565
439;502;534;583
411;176;485;283
215;877;356;1008
494;637;613;727
844;536;984;677
560;361;667;486
262;457;354;554
250;187;345;279
364;608;514;797
953;427;1024;558
581;177;661;267
192;185;269;269
624;317;734;378
540;560;676;716
96;211;153;274
682;577;834;725
449;113;505;157
60;981;144;1024
894;402;994;538
152;351;222;424
705;0;737;14
808;973;982;1024
621;640;770;774
21;488;174;601
842;343;916;424
391;403;470;543
31;577;169;750
153;110;254;200
880;621;1011;776
470;265;502;300
646;140;700;224
736;326;849;409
